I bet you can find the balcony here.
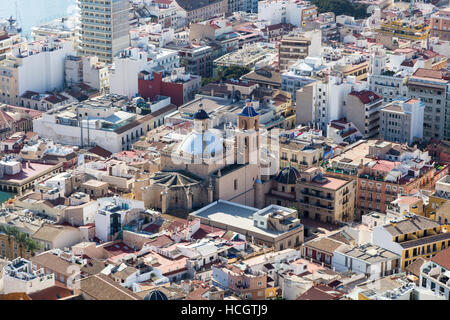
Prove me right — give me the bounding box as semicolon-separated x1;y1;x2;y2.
80;25;111;34
236;283;249;289
301;190;334;201
77;0;111;7
80;7;108;14
299;199;334;211
359;174;385;182
80;33;111;41
81;20;111;28
81;38;112;47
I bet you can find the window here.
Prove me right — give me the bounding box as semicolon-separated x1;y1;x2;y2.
234;179;238;190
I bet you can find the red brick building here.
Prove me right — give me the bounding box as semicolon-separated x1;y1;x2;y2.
426;140;450;165
138;71;201;107
357;160;436;215
430;8;450;41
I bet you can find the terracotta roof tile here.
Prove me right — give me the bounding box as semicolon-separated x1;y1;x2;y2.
349;90;381;104
431;247;450;270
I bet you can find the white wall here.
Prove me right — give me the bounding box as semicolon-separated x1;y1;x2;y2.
372;227;403;256
212;266;228;289
54;229;82;249
282;275;313;300
18;41;74;95
95;212;110;243
409;100;424;143
258;1;316;28
109;54;148;98
33;113;151;153
3;269;55;294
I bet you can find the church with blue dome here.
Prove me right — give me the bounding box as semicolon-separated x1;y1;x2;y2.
239;100;259;118
138;99;268;215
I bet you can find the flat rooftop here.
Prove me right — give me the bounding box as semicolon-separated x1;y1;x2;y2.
143;249;188;275
336;244;400;264
310;176;348;190
190;200;296;238
331;140;377;167
82;179;108;188
0;162;58;183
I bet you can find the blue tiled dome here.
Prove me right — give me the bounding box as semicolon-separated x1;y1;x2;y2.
275;166;300;184
193;109;209;120
178;130;223;156
239;105;259;117
144;289;168;300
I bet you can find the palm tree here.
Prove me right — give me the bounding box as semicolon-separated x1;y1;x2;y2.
25;238;40;253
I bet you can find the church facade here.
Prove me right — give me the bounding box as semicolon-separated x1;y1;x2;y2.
135;100;269;216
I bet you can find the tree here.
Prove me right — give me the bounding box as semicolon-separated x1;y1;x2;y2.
202;77;220;86
311;0;369;19
25;238;41;252
202;66;251;87
0;225;40;253
218;66;251;81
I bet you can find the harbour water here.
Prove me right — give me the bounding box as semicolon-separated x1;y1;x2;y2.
0;191;13;203
0;0;75;37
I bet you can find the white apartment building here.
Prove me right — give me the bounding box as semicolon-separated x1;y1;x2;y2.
95;197;145;242
258;0;317;27
0;30;15;61
296;75;366;134
0;39;74;105
82;56;110;94
281;56;329;99
109;46;179;98
65;55;110;94
2;258;55;295
145;0;183;30
332;244;401;280
32;103;161;153
368;49;417;105
130;23;175;48
77;0;131;63
380;98;424;144
419;249;450;300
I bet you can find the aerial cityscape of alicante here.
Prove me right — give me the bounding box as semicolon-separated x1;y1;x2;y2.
0;0;449;307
